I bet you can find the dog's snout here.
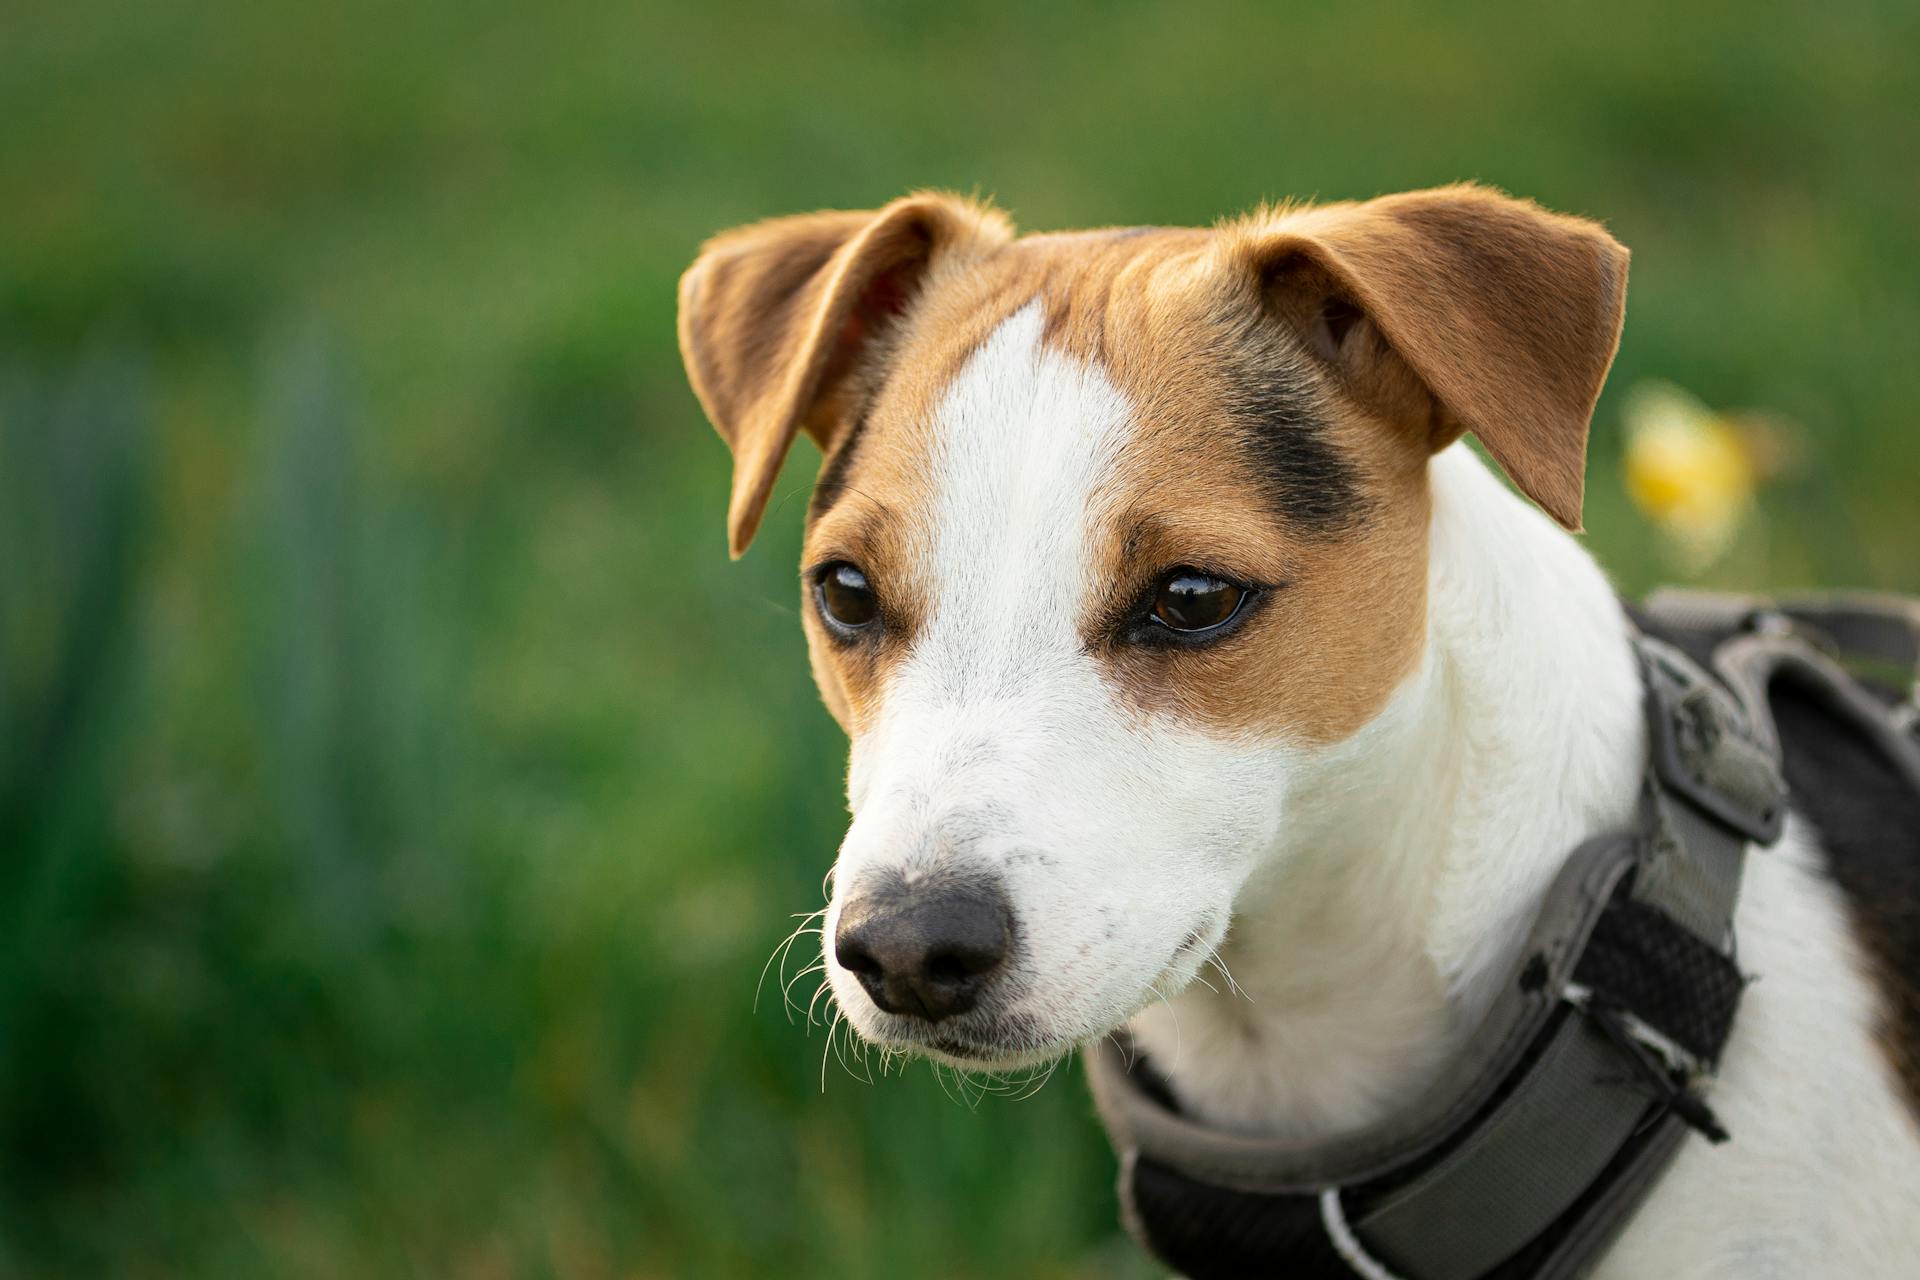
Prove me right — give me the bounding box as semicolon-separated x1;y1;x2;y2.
834;879;1013;1022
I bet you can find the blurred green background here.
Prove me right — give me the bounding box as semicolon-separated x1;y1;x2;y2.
2;1;1917;1275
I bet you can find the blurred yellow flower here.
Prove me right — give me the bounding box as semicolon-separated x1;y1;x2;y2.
1621;381;1757;571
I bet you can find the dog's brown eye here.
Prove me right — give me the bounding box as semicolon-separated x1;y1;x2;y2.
1151;572;1247;633
817;562;879;629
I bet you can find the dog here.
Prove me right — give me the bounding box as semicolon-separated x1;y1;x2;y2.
676;185;1920;1276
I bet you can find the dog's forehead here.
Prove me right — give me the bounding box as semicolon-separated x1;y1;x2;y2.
808;234;1192;586
933;226;1224;396
811;226;1361;547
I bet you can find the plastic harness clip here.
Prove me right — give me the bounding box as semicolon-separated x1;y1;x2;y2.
1642;646;1786;845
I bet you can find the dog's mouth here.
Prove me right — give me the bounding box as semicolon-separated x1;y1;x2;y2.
860;1008;1069;1071
926;1033;1012;1062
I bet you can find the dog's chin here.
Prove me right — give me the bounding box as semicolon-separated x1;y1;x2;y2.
918;1033;1069;1073
847;1014;1075;1073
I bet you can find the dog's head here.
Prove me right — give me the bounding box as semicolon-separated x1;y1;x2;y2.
677;186;1627;1068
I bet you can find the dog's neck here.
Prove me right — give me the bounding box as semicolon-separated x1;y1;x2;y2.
1126;445;1648;1138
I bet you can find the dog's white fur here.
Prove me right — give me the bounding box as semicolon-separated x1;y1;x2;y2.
822;307;1920;1276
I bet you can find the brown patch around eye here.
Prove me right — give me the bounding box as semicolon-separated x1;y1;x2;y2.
801;498;926;734
1096;502;1429;746
1083;266;1433;746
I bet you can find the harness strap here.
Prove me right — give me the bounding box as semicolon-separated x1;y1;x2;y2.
1643;587;1920;809
1633;634;1782;943
1343;1013;1656;1280
1644;588;1920;701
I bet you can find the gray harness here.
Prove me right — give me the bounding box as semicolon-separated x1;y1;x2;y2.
1088;591;1920;1280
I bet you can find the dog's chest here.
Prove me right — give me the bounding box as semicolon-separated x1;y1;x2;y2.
1129;926;1460;1139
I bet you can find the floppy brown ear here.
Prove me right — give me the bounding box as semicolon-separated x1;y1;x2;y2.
1236;185;1629;531
677;193;1012;556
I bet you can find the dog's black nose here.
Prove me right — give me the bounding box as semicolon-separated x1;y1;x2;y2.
834;878;1013;1022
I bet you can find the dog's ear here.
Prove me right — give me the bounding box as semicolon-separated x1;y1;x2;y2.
678;193;1012;556
1232;185;1629;531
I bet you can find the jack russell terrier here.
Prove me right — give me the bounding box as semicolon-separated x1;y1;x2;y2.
675;185;1920;1278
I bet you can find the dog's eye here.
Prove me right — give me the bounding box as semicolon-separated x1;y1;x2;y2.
816;562;880;630
1151;571;1247;633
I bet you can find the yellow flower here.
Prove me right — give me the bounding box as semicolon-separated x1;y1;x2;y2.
1622;381;1756;571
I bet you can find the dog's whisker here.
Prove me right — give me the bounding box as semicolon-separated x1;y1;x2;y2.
1000;1057;1053;1102
930;1060;963;1107
819;1013;838;1093
824;1009;858;1088
754;907;829;1014
781;959;827;1012
1152;986;1186;1074
753;931;801;1014
805;976;835;1027
782;975;825;1025
771;936;823;1020
836;1022;862;1083
1013;1055;1064;1101
823;1008;874;1087
843;1023;875;1084
1206;948;1252;1003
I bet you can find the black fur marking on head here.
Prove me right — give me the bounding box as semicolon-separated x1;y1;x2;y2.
1230;368;1368;536
808;412;868;520
1208;292;1370;538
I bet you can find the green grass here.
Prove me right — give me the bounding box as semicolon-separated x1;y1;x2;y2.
1;1;1917;1275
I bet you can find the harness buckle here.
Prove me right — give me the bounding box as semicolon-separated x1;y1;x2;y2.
1639;638;1787;845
